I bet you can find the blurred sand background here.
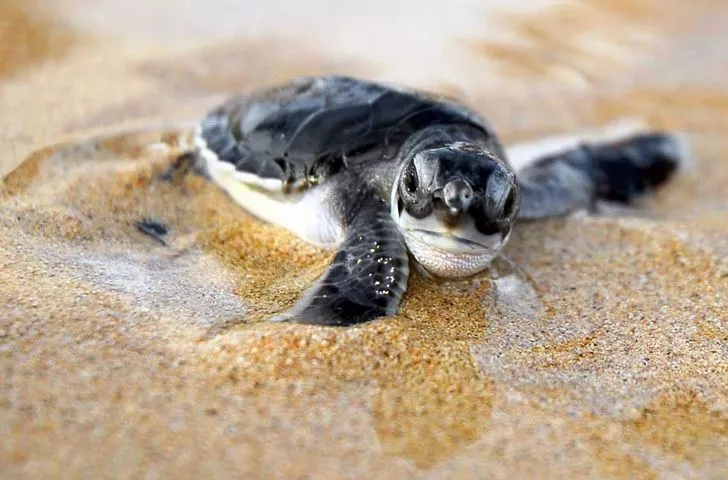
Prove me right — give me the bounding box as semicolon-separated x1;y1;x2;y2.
1;0;728;478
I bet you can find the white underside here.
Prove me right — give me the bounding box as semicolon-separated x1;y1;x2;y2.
195;129;343;248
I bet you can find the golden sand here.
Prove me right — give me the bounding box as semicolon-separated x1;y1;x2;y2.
0;0;78;80
1;0;727;477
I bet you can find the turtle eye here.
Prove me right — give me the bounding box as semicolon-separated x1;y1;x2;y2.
484;168;519;222
402;161;419;195
399;161;432;218
500;187;519;221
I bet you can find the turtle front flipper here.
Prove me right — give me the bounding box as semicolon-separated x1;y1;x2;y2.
274;184;410;326
515;131;688;220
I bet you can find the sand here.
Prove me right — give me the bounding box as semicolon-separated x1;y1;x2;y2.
1;0;727;478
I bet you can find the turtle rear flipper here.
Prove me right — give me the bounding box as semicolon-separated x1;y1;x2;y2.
588;133;686;203
515;131;688;220
272;181;410;326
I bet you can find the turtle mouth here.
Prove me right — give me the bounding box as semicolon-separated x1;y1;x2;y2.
407;228;496;252
395;207;510;253
392;195;513;277
400;227;508;278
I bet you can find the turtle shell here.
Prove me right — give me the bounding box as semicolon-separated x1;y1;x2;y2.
197;75;502;187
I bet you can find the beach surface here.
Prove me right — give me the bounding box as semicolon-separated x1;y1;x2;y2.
1;0;727;477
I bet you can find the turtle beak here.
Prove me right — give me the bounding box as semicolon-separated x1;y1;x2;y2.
442;178;474;217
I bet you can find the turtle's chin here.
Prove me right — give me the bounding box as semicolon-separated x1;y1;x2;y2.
396;211;512;278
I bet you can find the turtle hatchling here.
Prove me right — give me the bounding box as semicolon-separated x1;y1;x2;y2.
189;75;686;326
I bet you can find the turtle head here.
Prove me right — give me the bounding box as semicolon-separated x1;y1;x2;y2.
393;142;520;278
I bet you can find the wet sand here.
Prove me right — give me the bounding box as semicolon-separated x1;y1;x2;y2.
1;0;727;478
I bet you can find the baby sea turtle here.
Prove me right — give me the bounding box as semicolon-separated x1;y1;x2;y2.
191;75;685;326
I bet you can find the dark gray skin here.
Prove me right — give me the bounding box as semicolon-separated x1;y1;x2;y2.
395;125;519;234
193;75;683;326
